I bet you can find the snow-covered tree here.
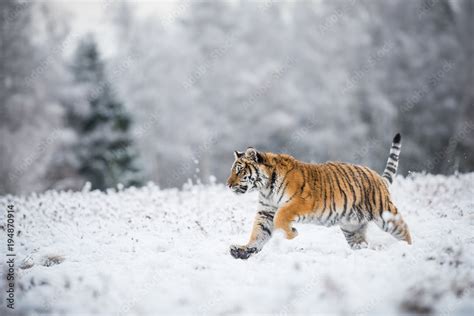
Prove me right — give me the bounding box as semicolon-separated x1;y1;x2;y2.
0;0;71;195
65;35;142;190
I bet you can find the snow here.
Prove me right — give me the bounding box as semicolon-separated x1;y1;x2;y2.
1;173;473;315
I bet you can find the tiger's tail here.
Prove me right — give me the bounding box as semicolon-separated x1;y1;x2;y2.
382;133;402;185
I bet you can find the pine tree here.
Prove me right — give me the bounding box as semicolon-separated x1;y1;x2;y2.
67;34;142;190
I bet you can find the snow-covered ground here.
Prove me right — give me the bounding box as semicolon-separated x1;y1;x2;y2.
1;173;473;315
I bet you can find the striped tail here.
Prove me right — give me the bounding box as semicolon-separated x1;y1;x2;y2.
382;133;402;185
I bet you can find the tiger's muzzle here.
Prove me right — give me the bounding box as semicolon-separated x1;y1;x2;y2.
229;184;248;194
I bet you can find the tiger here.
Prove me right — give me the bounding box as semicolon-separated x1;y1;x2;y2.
227;133;412;259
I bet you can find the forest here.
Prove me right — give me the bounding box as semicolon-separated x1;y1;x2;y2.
1;0;472;195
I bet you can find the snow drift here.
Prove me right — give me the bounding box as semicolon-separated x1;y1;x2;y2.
1;173;473;315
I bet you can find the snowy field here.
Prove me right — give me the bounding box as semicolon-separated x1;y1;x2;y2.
1;173;473;315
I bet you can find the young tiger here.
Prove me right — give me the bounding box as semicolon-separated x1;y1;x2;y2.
227;133;412;259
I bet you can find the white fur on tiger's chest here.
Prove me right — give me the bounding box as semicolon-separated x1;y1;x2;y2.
258;188;282;209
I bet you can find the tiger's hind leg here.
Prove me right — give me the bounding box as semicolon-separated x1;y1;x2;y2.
374;202;412;245
340;223;368;249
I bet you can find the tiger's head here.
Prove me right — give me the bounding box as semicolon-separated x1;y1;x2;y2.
227;147;270;194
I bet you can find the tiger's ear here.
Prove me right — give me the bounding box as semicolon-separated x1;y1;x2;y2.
245;147;262;163
234;151;244;159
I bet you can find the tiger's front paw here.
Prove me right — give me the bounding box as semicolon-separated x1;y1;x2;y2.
281;227;298;239
229;245;258;260
289;227;299;239
274;227;298;240
350;241;368;250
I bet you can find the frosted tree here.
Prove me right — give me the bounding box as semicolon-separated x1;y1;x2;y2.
360;0;472;173
66;35;142;190
441;0;474;173
0;0;70;194
103;0;473;188
178;1;240;183
109;1;198;187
